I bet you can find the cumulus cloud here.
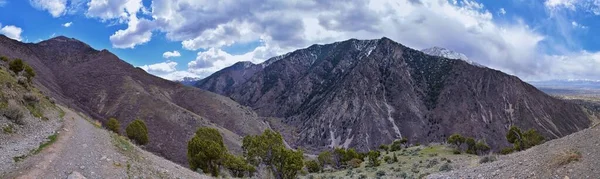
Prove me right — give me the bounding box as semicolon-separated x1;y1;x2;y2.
24;0;600;80
0;24;23;41
109;15;154;48
162;51;181;58
139;60;177;74
63;22;73;27
29;0;67;17
139;60;201;81
498;8;506;15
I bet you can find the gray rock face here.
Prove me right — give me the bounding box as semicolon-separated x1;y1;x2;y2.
200;37;590;152
195;61;265;95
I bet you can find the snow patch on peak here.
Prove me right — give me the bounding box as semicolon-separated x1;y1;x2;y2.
421;46;484;67
421;46;469;61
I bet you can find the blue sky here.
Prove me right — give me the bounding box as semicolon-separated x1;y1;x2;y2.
0;0;599;81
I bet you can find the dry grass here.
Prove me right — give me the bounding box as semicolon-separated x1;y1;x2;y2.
93;120;102;128
552;149;582;167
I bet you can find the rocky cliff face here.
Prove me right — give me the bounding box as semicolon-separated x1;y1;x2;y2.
199;37;590;152
0;35;269;165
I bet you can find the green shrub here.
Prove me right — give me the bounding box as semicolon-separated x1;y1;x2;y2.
347;158;362;168
188;127;226;177
24;65;35;82
223;153;255;177
506;126;545;151
500;147;514;155
9;59;24;74
426;158;439;168
376;170;386;176
439;163;452;172
367;150;380;167
379;144;389;152
0;56;8;62
3;102;25;125
23;93;39;104
125;119;148;145
447;134;465;149
383;156;392;164
452;149;461;154
242;129;303;179
479;155;497;164
465;137;476;154
318;151;333;167
106;118;120;134
3;124;14;134
475;140;491;155
305;160;321;173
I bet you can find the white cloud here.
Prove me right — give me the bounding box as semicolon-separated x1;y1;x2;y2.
545;0;577;10
139;60;177;74
498;8;506;15
540;51;600;80
162;51;181;58
0;24;23;41
186;43;284;78
26;0;599;80
109;15;154;48
63;22;73;27
29;0;67;17
0;0;7;7
139;60;201;81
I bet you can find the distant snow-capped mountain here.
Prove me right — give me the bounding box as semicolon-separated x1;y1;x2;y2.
176;77;201;86
421;46;483;67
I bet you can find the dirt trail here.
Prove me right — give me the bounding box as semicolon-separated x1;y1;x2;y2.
5;107;209;179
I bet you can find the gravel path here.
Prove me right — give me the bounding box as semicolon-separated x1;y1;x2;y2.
429;125;600;179
0;106;63;175
3;106;210;179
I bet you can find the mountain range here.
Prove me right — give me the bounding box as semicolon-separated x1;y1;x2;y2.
196;37;590;152
0;35;269;165
0;34;591;166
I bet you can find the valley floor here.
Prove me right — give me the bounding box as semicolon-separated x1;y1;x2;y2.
2;106;209;179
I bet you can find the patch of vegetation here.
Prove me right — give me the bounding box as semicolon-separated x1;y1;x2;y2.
13;155;26;162
243;129;304;179
125;119;148;145
553;149;582;166
506;126;545;152
3;102;25;125
439;162;452;172
500;147;514;155
8;59;24;74
26;103;43;118
187;127;227;177
447;133;490;155
112;133;133;152
106;117;120;134
479;155;497;164
0;56;8;62
223;153;255;178
33;133;58;154
3;124;14;134
305;160;321;173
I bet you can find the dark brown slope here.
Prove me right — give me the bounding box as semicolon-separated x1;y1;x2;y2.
199;37;590;152
0;35;269;165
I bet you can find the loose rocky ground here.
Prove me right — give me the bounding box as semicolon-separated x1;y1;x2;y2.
2;106;210;179
429;125;600;179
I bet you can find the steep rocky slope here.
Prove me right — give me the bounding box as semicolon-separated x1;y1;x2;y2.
429;124;600;179
198;37;590;153
0;35;269;166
